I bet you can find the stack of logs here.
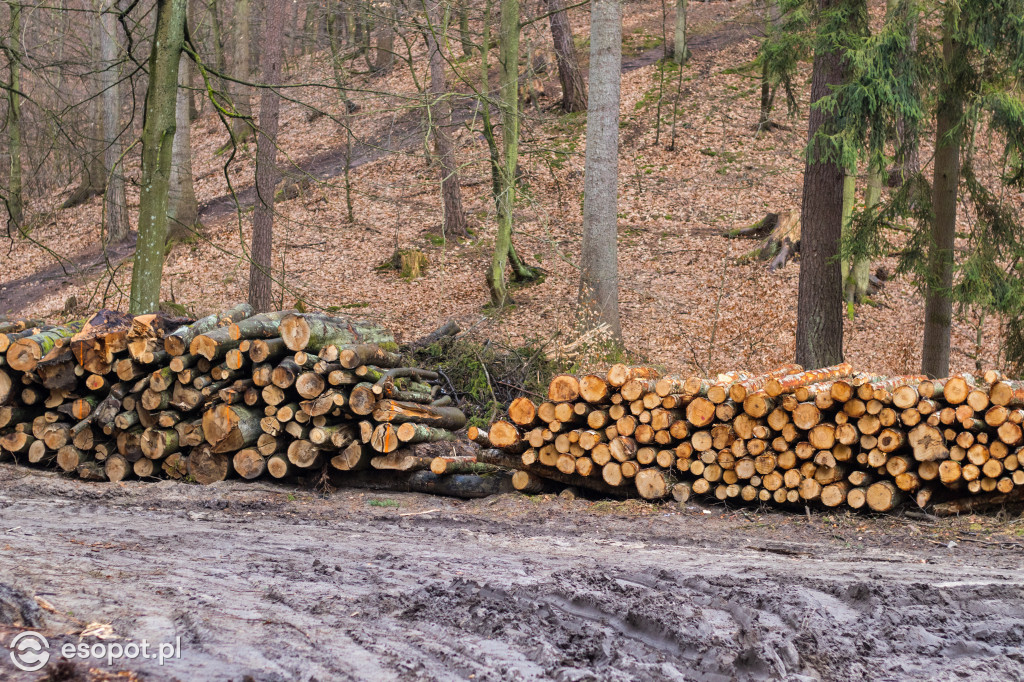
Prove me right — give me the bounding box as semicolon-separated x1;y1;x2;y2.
479;363;1024;512
0;306;480;489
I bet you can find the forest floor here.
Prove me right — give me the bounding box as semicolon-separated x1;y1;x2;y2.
1;463;1024;681
2;0;1018;377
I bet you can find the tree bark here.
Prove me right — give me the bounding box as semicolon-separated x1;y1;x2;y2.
128;0;187;314
227;0;253;143
578;0;622;343
167;54;200;242
485;0;521;306
458;0;474;57
795;0;846;368
248;0;286;313
546;0;587;112
921;18;961;379
673;0;688;64
100;0;131;244
5;1;24;235
424;0;468;237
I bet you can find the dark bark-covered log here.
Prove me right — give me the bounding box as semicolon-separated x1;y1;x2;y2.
404;319;460;351
931;487;1024;516
248;336;288;363
408;470;512;498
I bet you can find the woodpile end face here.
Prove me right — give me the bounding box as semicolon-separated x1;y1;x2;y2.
0;306;494;496
483;363;1024;515
2;308;1021;516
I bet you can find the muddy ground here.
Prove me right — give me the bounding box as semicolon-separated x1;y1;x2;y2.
0;464;1023;681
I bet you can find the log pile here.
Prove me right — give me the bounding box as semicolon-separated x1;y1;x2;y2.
0;306;479;491
481;364;1024;512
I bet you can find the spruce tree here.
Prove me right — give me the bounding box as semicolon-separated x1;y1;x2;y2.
835;0;1024;376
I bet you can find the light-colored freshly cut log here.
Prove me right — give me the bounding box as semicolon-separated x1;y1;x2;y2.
233;448;267;479
202;405;262;453
685;397;716;428
548;375;580;402
606;365;658;388
370;450;433;471
280;313;392;352
287;440;323;468
508;397;537;426
763;363;854;397
372;400;467;430
579;375;610;403
634;468;672;500
866;481;902;511
164;304;253;356
7;321;85;372
330;441;368;471
908;424;948;462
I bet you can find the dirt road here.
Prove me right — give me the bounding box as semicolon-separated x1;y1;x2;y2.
0;464;1022;681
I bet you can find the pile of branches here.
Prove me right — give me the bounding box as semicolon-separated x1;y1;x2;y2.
479;363;1024;515
0;306;509;497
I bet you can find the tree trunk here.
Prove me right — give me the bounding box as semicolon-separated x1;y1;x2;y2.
795;0;846;368
458;0;474;57
100;1;131;244
546;0;587;112
167;54;200;243
248;0;286;313
921;20;961;379
227;0;253;144
424;0;468;238
326;2;356;221
5;1;23;235
129;0;187;315
485;0;522;306
673;0;688;64
578;0;622;343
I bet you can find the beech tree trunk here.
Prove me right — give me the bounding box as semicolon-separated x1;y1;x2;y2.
673;0;688;64
167;54;200;242
248;0;285;312
795;0;846;368
546;0;587;113
578;0;622;343
921;20;962;379
129;0;187;314
424;0;468;237
5;1;23;234
100;1;130;244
